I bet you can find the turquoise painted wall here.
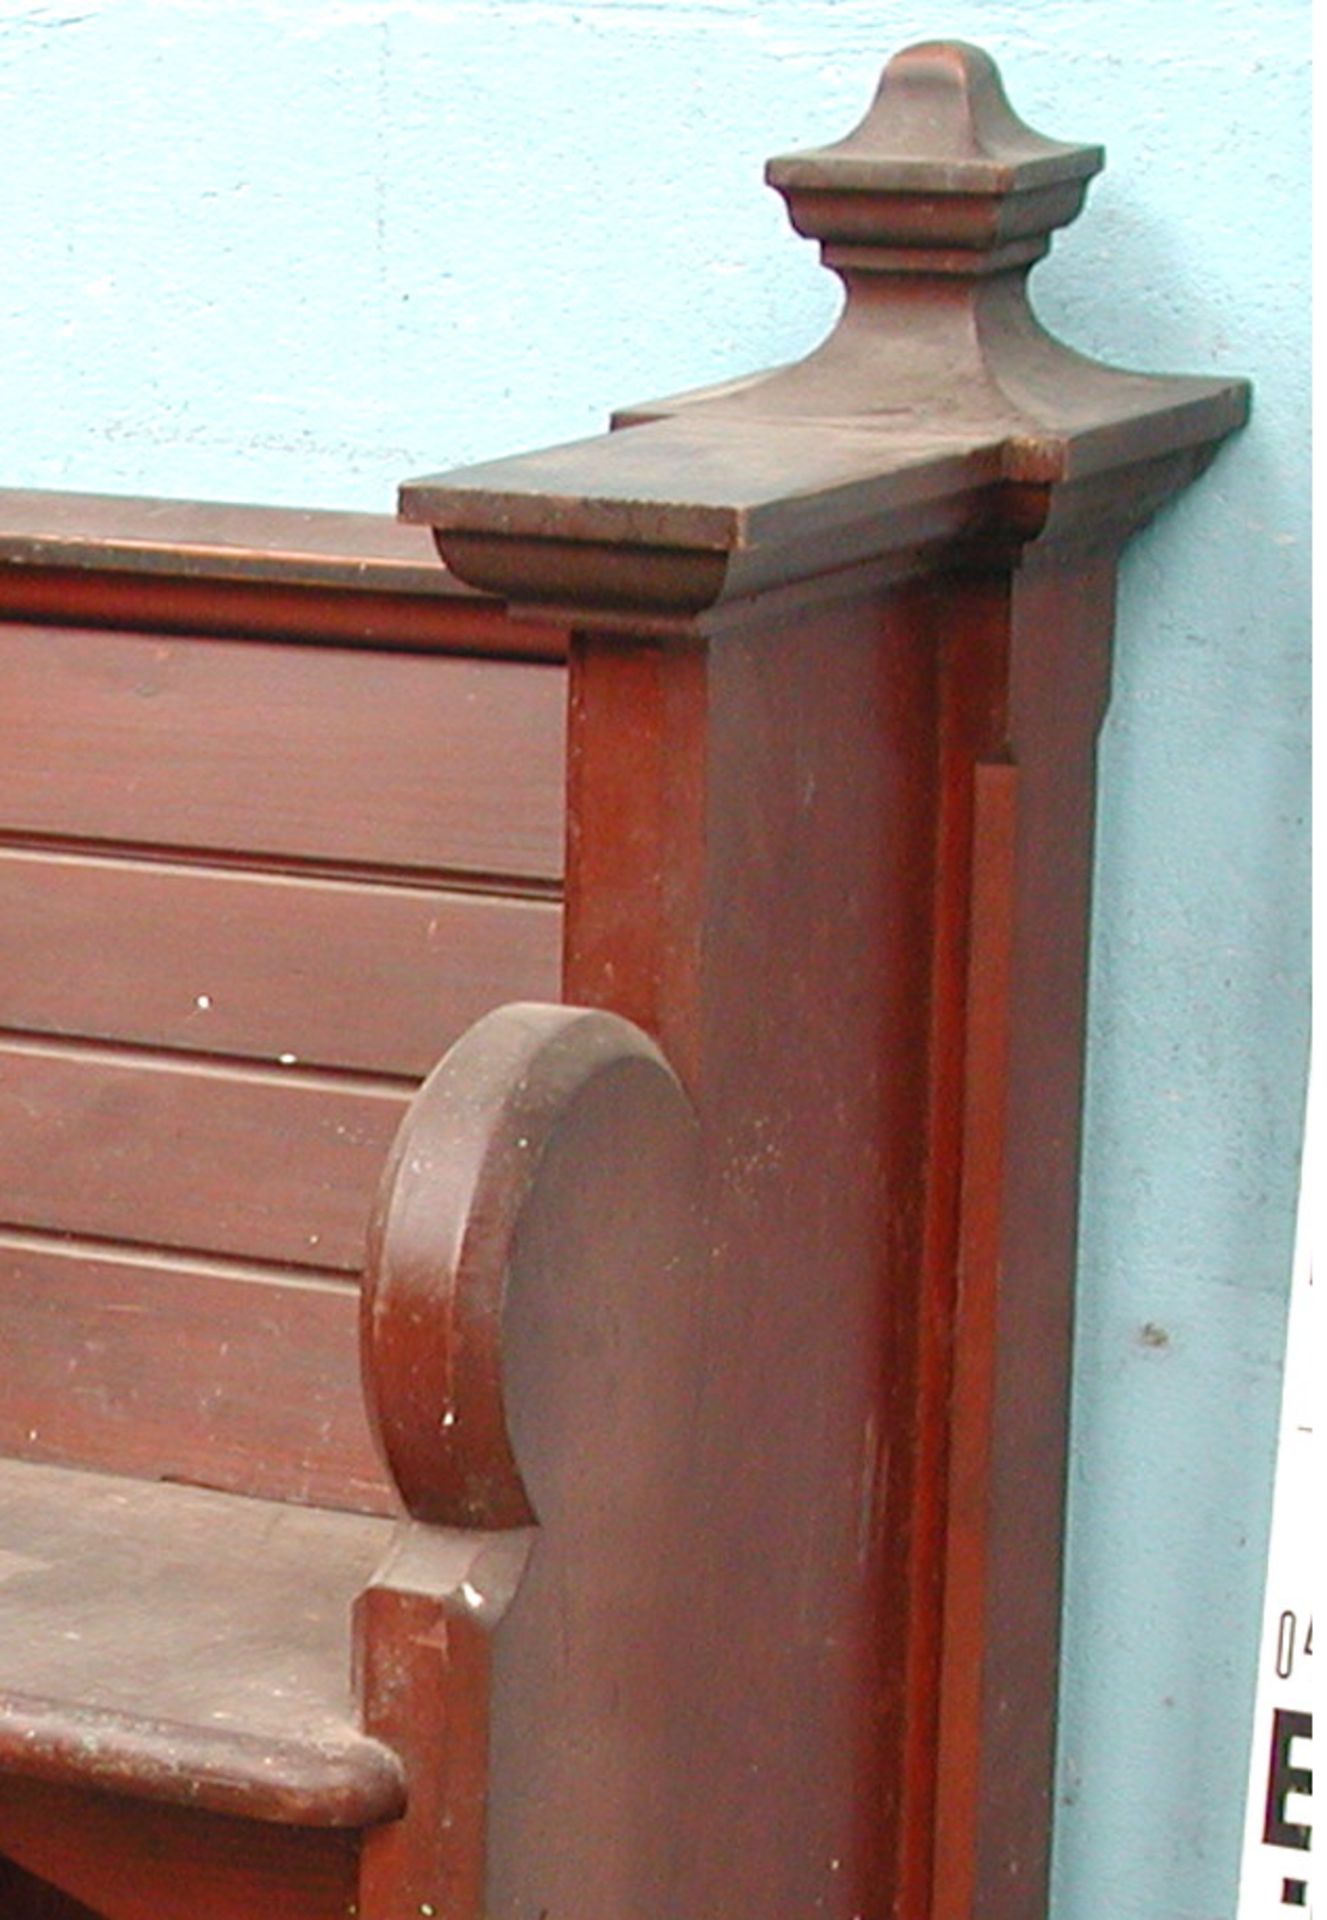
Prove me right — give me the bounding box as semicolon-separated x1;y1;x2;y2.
0;3;1310;1914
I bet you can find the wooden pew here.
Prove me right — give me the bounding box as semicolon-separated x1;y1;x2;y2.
0;41;1246;1920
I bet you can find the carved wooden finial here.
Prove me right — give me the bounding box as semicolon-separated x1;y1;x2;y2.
766;41;1102;277
401;41;1247;624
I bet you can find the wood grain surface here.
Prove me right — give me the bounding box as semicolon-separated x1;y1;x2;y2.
0;1234;391;1511
0;624;566;881
0;1778;360;1920
0;1040;408;1271
0;846;560;1076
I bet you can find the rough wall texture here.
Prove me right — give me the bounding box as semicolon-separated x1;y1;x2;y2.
0;3;1310;1915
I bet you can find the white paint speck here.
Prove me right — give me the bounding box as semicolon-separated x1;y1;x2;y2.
459;1580;484;1612
440;1409;457;1430
278;1052;297;1065
195;993;211;1010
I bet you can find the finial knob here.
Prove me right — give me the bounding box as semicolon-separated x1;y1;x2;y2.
766;41;1103;276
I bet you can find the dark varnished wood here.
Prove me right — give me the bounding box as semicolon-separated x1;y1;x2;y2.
928;556;1116;1914
0;1238;390;1511
0;1781;360;1920
0;1857;104;1919
361;1004;701;1915
563;593;936;1914
0;1041;409;1271
0;562;567;658
363;1003;696;1528
1;414;578;1920
0;488;566;658
0;847;560;1077
0;623;565;882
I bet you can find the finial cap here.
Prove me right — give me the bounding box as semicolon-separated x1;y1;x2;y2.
767;41;1103;273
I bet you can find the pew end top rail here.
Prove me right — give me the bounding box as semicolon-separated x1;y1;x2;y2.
0;40;1247;1920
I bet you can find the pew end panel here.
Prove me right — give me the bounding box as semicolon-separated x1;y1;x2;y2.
401;39;1247;1919
357;1003;701;1917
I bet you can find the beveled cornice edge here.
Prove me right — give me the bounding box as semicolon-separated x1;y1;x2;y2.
401;418;1005;629
399;384;1248;634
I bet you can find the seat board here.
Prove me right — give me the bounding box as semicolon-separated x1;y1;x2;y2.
0;1460;402;1827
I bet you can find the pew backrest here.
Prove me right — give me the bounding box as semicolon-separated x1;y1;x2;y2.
0;492;568;1514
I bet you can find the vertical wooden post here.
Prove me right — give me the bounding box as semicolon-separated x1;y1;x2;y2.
562;588;939;1914
403;39;1247;1918
924;552;1118;1915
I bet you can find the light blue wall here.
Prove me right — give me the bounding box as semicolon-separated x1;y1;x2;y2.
1;3;1309;1914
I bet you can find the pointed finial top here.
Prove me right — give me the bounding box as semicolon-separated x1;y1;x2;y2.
766;42;1103;275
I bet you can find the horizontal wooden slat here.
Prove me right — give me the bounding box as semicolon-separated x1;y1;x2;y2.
0;847;562;1076
0;1236;393;1514
0;487;467;594
0;567;569;659
0;1043;407;1272
0;624;566;881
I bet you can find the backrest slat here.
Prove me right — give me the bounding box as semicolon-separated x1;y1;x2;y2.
0;1042;407;1272
0;850;561;1079
0;624;565;882
0;1237;390;1513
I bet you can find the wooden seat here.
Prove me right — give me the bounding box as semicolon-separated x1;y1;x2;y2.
0;1461;400;1826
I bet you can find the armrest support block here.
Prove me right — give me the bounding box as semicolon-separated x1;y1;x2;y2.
362;1001;699;1530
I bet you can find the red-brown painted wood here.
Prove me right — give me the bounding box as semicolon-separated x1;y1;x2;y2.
0;1237;390;1511
0;1781;360;1920
0;1041;408;1271
0;1856;104;1920
355;1533;526;1920
0;846;560;1076
925;555;1117;1914
360;1003;702;1918
0;564;568;659
0;624;566;882
406;44;1245;1918
499;553;1122;1920
0;487;568;657
560;591;939;1916
910;752;1020;1911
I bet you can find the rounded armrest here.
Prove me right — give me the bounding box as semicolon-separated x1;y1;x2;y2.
361;1002;698;1528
